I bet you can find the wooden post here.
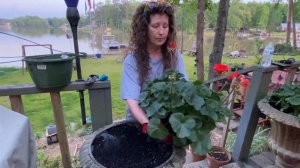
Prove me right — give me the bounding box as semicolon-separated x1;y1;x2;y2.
296;70;300;84
285;67;297;84
50;92;71;168
88;86;113;131
232;66;276;161
9;95;25;114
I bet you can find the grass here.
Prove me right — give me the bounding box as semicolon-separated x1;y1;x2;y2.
0;54;299;134
225;126;270;156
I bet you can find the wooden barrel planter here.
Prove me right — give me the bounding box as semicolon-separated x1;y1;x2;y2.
258;100;300;168
79;120;186;168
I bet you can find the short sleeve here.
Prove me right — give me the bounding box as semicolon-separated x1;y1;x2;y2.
176;51;189;80
121;54;141;100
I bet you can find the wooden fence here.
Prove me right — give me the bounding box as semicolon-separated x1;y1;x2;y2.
0;81;112;168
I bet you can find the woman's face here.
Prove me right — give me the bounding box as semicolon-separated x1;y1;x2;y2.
147;14;169;49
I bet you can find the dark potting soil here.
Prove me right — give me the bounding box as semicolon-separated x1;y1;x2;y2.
208;151;228;161
91;122;173;168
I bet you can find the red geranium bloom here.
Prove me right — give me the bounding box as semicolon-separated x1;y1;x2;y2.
213;64;229;73
227;71;239;80
241;78;250;87
168;42;177;48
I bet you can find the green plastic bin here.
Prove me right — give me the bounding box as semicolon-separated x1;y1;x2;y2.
25;54;75;89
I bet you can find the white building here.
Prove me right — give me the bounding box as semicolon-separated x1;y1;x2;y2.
279;23;300;32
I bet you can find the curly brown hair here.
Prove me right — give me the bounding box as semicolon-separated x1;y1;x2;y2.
127;1;177;86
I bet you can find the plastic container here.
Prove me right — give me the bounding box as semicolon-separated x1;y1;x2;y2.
260;42;274;67
25;54;75;88
95;53;101;59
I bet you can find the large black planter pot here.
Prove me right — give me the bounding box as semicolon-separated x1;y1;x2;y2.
79;120;186;168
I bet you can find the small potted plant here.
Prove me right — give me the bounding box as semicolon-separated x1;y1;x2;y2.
139;70;232;156
206;146;231;168
258;84;300;168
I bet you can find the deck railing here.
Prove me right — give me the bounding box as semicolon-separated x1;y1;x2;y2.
205;63;300;162
0;81;112;168
1;63;300;167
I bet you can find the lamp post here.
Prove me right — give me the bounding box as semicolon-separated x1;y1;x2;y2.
65;0;86;125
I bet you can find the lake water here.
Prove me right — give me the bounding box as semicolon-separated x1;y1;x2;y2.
0;27;279;68
0;27;106;67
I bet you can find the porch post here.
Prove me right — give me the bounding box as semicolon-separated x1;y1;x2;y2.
232;66;276;161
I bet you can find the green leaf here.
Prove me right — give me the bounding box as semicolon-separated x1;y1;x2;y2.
146;101;162;117
152;82;166;91
139;91;149;102
156;108;168;118
148;118;169;139
208;111;219;121
190;136;212;155
286;95;300;106
169;113;196;138
173;136;189;147
191;95;204;111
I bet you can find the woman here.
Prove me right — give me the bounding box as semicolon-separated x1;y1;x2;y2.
121;1;188;132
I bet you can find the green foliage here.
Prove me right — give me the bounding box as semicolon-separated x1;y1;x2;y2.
66;121;93;137
267;84;300;120
11;16;49;29
0;67;18;76
274;43;293;54
139;70;231;154
37;149;80;168
225;126;269;156
37;150;62;168
47;17;66;28
266;4;286;32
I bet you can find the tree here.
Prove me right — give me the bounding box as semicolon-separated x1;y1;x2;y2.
257;5;270;30
286;0;292;43
291;0;297;49
227;0;251;31
205;3;218;29
208;0;230;79
266;3;286;32
196;0;205;80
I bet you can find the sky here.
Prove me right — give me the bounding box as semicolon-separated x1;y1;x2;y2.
0;0;101;19
0;0;269;19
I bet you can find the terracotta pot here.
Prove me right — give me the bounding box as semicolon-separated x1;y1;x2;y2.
258;100;300;168
189;145;206;162
206;146;231;168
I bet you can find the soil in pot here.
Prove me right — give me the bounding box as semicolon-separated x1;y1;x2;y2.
207;146;231;168
91;122;173;168
208;151;229;161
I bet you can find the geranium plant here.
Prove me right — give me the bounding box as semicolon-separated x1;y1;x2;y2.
266;84;300;120
139;70;231;154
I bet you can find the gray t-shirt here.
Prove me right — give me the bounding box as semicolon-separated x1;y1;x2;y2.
120;51;188;120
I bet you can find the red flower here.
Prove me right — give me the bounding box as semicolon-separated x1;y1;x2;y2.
213;64;229;73
168;42;177;48
241;78;250;87
227;71;239;80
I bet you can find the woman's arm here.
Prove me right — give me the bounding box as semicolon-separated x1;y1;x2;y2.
126;99;149;125
121;54;149;124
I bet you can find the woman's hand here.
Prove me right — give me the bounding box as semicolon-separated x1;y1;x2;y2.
141;123;148;134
